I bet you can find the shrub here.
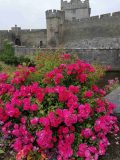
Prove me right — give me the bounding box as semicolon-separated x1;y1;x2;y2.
0;40;34;67
0;54;119;160
29;51;77;84
29;51;105;86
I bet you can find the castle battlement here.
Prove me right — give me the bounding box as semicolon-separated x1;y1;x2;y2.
0;28;47;35
0;30;9;34
61;0;90;10
112;11;120;17
46;10;65;19
64;11;120;24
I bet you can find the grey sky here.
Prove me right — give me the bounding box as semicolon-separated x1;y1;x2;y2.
0;0;120;30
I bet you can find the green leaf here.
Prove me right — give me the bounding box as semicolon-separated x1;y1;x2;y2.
0;150;5;154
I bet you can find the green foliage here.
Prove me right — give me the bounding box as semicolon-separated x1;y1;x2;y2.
0;40;35;66
0;150;4;154
0;40;15;64
29;50;77;84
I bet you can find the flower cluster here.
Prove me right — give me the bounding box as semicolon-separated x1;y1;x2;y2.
44;59;95;86
0;54;119;160
104;77;119;93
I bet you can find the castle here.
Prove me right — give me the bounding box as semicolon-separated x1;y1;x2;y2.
0;0;120;49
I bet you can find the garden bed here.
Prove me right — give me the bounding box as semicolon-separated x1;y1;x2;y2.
0;53;120;160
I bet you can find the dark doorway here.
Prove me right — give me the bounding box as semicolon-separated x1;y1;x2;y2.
15;38;21;46
40;41;43;48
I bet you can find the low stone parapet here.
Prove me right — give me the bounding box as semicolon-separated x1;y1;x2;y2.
14;46;120;70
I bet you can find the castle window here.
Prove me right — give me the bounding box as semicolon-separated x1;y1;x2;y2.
15;38;21;46
40;41;43;47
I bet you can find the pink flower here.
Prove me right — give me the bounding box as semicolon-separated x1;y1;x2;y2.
58;140;73;159
77;143;88;157
30;117;39;125
16;150;25;160
99;89;106;96
5;103;21;118
79;74;88;83
85;90;93;98
12;128;20;137
58;87;69;102
69;85;80;94
48;112;62;127
36;92;44;103
39;117;50;127
0;73;9;83
63;109;77;126
98;136;110;155
62;53;71;60
62;127;69;134
81;128;94;139
0;107;8;122
94;116;119;134
92;85;99;92
13;139;23;152
36;129;53;149
30;104;39;111
78;103;92;122
55;73;64;85
23;98;31;111
77;144;98;159
21;117;27;124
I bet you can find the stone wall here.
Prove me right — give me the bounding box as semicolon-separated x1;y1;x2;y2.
0;29;47;48
20;29;47;47
62;12;120;44
64;37;120;49
14;46;120;70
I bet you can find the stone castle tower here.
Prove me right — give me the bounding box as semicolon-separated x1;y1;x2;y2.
61;0;91;21
46;0;91;47
46;10;65;47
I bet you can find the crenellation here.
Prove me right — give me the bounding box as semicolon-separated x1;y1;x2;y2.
31;29;42;32
61;0;90;10
63;11;120;24
0;30;9;33
21;29;31;33
61;0;91;21
89;15;99;21
46;9;65;19
100;13;111;19
112;11;120;17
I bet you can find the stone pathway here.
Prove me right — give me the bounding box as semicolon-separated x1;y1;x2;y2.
106;87;120;113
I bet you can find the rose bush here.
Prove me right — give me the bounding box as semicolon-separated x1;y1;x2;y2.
0;53;119;160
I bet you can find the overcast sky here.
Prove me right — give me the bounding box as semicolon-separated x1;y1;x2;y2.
0;0;120;30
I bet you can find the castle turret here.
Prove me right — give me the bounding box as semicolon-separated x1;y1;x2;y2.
11;25;21;36
61;0;91;21
46;10;65;47
11;25;21;46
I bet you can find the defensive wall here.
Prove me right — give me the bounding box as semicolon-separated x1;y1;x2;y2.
14;46;120;70
62;11;120;45
20;29;47;47
64;37;120;49
0;29;47;48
